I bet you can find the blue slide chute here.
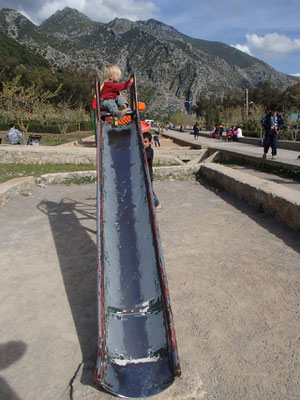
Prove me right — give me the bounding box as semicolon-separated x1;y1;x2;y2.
94;72;181;398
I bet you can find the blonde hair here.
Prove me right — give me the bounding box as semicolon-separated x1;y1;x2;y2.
102;64;122;82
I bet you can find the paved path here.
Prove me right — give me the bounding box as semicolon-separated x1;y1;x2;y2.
163;129;300;162
162;129;300;193
0;181;299;400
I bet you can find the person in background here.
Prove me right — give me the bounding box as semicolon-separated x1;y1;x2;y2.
210;125;218;138
193;122;200;139
232;127;238;141
143;131;161;211
261;105;284;160
4;123;23;144
226;127;233;141
216;124;224;140
236;126;244;139
153;130;160;147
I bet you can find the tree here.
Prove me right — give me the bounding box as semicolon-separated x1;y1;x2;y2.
75;106;90;133
248;81;283;110
51;102;78;142
170;111;190;128
0;75;61;138
246;103;265;137
284;82;300;113
221;106;243;128
56;66;96;110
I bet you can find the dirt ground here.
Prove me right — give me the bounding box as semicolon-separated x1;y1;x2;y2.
0;179;299;400
152;136;181;148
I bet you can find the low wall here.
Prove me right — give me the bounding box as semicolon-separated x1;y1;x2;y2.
0;176;35;206
0;145;96;164
1;163;299;231
0;166;198;207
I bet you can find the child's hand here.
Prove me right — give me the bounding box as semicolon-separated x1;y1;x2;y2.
130;77;134;83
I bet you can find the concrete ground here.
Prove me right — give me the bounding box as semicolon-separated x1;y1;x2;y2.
162;129;300;162
0;179;299;400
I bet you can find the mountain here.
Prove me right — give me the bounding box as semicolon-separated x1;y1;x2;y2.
0;7;298;112
0;32;50;70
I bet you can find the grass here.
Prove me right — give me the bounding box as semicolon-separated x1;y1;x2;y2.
0;130;95;146
1;164;193;185
258;163;300;182
154;172;195;181
54;176;97;185
0;163;96;184
153;160;182;167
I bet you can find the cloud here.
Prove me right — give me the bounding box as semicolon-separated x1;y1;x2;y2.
234;44;252;56
84;0;159;22
290;73;300;77
3;0;159;24
234;33;300;60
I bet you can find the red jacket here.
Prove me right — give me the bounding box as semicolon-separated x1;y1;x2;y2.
100;80;132;100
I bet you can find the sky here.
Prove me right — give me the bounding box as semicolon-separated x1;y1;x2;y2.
1;0;300;76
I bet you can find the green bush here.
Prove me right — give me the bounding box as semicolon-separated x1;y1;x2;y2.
28;121;60;133
242;119;260;137
0;120;9;130
29;121;80;133
279;127;299;141
0;119;93;134
79;120;94;130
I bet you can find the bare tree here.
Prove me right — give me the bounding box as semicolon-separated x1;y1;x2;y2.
0;75;61;141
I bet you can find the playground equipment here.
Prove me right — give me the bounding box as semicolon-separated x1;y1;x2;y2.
94;71;181;398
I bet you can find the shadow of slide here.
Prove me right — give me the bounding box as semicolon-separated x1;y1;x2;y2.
38;197;98;387
0;341;27;400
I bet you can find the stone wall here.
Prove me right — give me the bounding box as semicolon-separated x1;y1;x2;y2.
0;145;96;164
0;176;35;206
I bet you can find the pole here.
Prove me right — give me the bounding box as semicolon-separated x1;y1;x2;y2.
93;108;97;146
245;89;249;117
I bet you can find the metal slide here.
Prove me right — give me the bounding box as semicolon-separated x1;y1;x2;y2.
94;73;181;398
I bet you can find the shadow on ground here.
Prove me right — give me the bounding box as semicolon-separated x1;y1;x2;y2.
0;341;27;400
196;177;300;254
38;197;101;392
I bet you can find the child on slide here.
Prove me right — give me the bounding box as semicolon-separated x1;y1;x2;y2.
100;64;133;120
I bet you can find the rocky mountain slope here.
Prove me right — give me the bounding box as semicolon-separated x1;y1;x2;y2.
0;7;298;112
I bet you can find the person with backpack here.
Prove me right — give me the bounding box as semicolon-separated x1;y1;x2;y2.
193;122;200;139
216;124;224;140
261;105;284;160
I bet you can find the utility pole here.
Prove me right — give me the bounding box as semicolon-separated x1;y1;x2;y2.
245;88;249;117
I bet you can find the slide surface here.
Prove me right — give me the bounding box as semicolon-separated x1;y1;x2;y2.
94;119;180;398
94;72;180;398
